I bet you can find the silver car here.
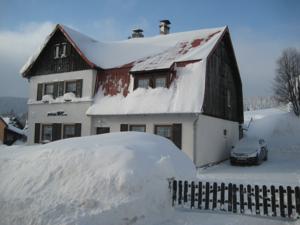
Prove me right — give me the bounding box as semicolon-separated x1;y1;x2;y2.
230;137;268;165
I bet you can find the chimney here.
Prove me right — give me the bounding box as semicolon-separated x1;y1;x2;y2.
131;28;144;38
159;20;171;35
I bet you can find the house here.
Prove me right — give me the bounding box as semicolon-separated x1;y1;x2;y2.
0;116;26;145
21;21;243;167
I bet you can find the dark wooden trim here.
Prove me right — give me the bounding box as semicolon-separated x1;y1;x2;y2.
120;124;128;131
172;123;182;149
34;123;40;143
75;123;81;137
52;123;62;141
37;84;43;101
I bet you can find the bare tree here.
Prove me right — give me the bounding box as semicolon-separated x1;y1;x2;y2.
273;48;300;116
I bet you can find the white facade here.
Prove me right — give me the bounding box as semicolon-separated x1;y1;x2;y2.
90;113;239;167
27;69;97;144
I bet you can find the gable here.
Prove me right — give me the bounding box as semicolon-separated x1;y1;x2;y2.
24;28;92;77
202;31;243;123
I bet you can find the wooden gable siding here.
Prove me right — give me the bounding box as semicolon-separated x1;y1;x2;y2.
0;119;6;143
95;66;132;97
202;31;243;123
27;29;91;76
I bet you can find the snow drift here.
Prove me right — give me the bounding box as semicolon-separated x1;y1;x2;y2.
0;132;196;225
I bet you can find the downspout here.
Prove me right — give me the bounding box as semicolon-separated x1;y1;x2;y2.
193;113;200;165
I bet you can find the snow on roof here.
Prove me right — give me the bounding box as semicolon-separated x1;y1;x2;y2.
20;24;226;74
86;60;206;115
0;117;25;136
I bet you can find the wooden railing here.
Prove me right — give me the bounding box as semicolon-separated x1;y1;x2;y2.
170;180;300;219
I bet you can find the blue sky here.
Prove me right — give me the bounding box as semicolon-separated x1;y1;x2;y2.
0;0;299;97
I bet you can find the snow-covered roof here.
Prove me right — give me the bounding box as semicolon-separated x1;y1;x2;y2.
0;117;25;136
21;24;226;74
86;60;206;115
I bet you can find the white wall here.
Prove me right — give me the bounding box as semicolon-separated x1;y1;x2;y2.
195;114;239;167
90;114;196;161
27;69;97;144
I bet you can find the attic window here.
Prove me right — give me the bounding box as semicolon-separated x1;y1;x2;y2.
155;77;167;88
54;44;60;59
134;73;169;90
61;43;67;58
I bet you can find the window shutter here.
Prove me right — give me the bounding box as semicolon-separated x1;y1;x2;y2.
52;123;62;141
34;123;40;143
76;80;83;97
37;84;43;101
172;123;182;149
120;124;128;132
75;123;81;137
53;82;58;99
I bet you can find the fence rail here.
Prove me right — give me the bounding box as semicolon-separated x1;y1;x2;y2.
170;180;300;220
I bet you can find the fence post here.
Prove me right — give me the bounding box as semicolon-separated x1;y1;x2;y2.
232;184;237;213
255;185;260;215
184;181;188;204
295;186;300;216
279;186;285;217
262;185;268;216
178;180;182;205
239;184;244;213
205;182;210;209
247;185;252;213
287;186;292;218
172;180;177;207
271;185;276;217
220;183;225;210
228;183;233;212
191;181;195;208
198;182;202;209
212;182;217;210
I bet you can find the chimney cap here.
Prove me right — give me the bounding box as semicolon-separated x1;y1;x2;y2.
132;28;144;33
160;20;171;25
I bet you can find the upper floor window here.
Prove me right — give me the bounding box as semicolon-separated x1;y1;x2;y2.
134;73;168;90
137;79;150;89
54;43;68;59
37;79;83;101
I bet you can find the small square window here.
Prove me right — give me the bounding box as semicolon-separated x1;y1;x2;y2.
44;83;54;96
63;124;76;139
137;79;150;89
66;81;77;94
130;125;146;132
155;77;167;88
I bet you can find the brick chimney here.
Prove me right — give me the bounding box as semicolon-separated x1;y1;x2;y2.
159;20;171;35
131;28;144;38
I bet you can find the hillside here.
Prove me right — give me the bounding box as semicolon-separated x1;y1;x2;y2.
0;97;27;117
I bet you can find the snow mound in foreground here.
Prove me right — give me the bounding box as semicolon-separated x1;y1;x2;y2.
0;132;196;225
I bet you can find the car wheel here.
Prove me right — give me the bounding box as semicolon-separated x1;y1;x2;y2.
255;155;261;165
264;152;268;161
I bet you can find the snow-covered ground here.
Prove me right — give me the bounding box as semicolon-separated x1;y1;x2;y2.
0;108;299;225
197;108;300;187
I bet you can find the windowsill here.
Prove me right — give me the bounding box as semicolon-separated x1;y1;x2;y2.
28;97;93;105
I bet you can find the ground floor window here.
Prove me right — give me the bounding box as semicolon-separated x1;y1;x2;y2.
129;125;146;132
96;127;110;134
154;125;172;139
41;124;53;143
63;124;76;138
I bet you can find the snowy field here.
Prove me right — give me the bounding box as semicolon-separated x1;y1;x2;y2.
0;108;300;225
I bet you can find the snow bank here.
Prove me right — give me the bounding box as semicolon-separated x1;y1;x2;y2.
0;132;196;225
86;61;206;115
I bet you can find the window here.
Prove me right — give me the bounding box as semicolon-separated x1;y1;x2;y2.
137;79;150;89
129;125;146;132
61;43;67;57
63;124;76;139
155;77;167;88
155;125;172;139
227;89;231;108
66;81;77;94
96;127;110;134
44;83;54;96
41;124;53;142
54;44;60;59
